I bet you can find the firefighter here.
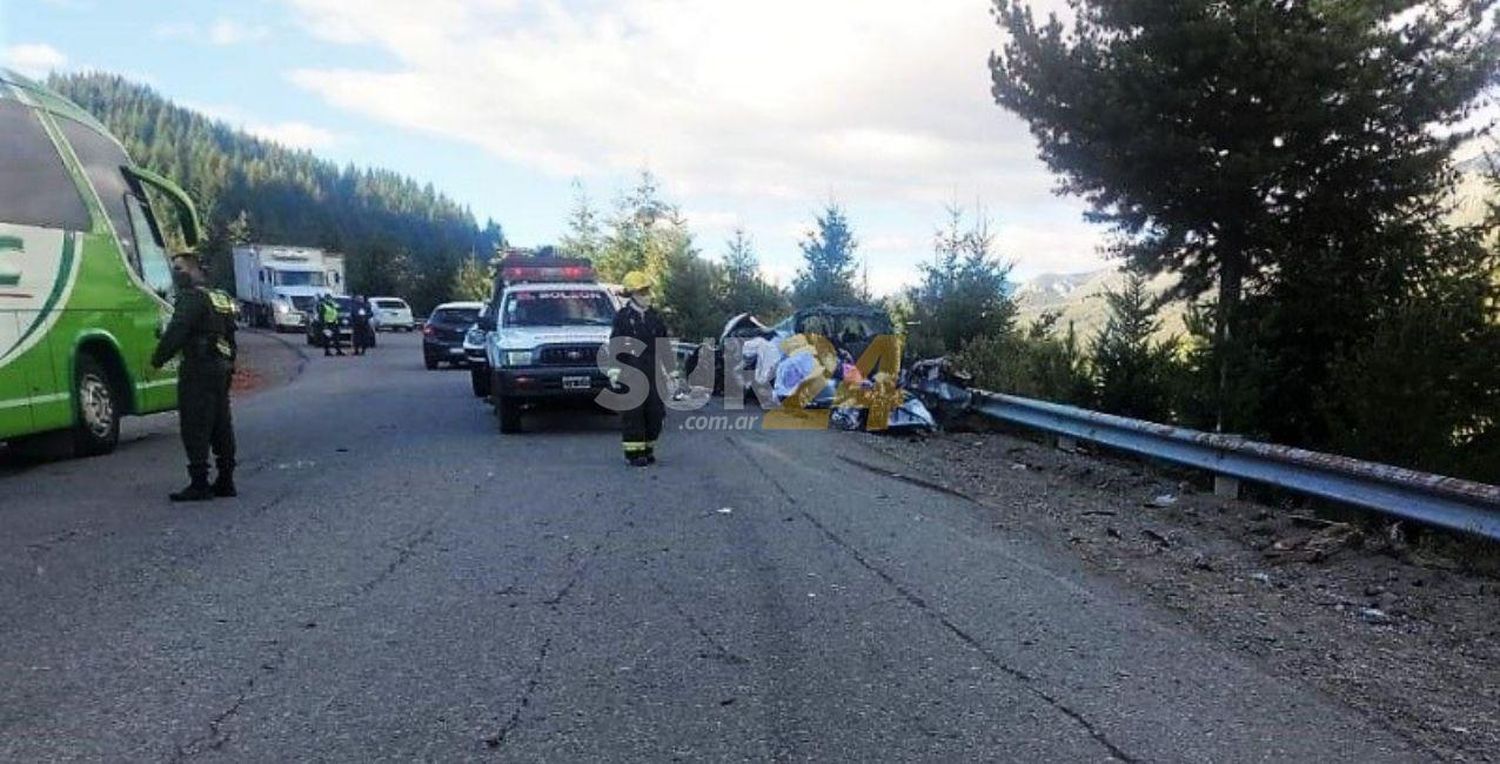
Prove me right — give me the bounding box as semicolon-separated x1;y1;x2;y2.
608;271;669;467
150;251;238;502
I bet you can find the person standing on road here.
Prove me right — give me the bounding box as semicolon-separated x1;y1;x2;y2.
609;271;669;467
150;251;238;502
319;294;345;357
351;295;374;356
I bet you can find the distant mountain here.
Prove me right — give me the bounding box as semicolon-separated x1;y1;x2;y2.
1016;268;1190;344
1452;154;1495;227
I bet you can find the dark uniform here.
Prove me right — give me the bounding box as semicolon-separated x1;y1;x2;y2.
610;303;669;463
152;283;238;499
351;298;374;355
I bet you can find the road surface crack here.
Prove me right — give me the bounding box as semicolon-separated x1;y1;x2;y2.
483;637;553;751
742;441;1139;763
653;578;750;666
541;543;599;606
169;635;289;763
836;455;976;502
171;680;250;761
169;520;440;759
350;527;437;599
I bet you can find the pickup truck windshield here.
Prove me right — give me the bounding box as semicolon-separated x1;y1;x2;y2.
503;290;616;327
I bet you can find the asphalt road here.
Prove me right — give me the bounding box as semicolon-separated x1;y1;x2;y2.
0;331;1426;762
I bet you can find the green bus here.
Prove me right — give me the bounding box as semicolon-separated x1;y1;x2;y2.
0;68;202;455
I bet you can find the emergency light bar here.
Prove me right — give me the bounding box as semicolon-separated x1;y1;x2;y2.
498;255;596;284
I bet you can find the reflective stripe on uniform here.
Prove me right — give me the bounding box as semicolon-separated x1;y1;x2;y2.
622;440;650;454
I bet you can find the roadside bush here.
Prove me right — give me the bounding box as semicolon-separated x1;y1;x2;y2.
956;318;1093;406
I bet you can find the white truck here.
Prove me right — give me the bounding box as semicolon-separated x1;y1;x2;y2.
232;245;347;332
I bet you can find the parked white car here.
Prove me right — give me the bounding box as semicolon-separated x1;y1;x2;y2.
370;296;415;331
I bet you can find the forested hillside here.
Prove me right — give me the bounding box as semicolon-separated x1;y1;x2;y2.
48;73;505;311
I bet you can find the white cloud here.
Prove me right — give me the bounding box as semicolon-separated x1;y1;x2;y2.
283;0;1106;280
2;43;67;78
209;19;271;45
244;121;341;150
682;209;741;231
153;22;197;40
154;18;270;46
285;1;1073;197
180;101;341;150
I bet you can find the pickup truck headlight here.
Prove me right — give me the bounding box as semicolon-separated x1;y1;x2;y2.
273;301;289;314
501;350;531;367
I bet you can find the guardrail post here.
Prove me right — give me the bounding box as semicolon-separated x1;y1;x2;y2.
1213;475;1241;499
1056;435;1078;453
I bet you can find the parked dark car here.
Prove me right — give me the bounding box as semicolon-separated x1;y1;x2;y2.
422;302;484;370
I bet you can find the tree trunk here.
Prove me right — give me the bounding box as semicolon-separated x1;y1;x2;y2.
1215;250;1244;433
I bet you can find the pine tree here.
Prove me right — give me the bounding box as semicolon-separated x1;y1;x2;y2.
558;180;603;261
450;253;493;302
717;228;787;321
792;203;860;307
659;239;721;342
597;171;678;282
906;205;1015;358
991;0;1498;450
1091;272;1179;421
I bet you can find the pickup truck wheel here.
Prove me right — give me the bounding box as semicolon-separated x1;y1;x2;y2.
424;355;438;371
497;396;521;433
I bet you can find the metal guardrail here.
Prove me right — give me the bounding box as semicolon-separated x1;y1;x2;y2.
948;388;1500;541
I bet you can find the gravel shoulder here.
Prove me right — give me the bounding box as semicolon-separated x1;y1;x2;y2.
232;328;306;396
857;426;1500;762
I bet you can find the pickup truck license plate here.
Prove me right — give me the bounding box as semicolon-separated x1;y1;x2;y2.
563;376;590;390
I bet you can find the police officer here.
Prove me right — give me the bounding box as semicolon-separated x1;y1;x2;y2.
609;271;669;467
319;294;345;357
151;251;238;502
351;295;374;356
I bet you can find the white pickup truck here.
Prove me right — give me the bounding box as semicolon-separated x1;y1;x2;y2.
477;257;618;433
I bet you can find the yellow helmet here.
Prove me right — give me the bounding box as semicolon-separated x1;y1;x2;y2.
621;271;652;294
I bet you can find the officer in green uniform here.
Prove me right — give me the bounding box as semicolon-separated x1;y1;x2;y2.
319;294;345;356
151;251;238;502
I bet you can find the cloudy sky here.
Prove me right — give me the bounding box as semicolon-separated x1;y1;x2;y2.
2;0;1106;293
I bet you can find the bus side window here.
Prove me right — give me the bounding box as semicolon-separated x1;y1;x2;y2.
0;102;91;231
124;194;173;300
55;117;137;268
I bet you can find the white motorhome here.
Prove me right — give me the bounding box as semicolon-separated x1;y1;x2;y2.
232;245;347;332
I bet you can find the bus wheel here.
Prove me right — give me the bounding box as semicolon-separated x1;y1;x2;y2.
72;354;120;456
